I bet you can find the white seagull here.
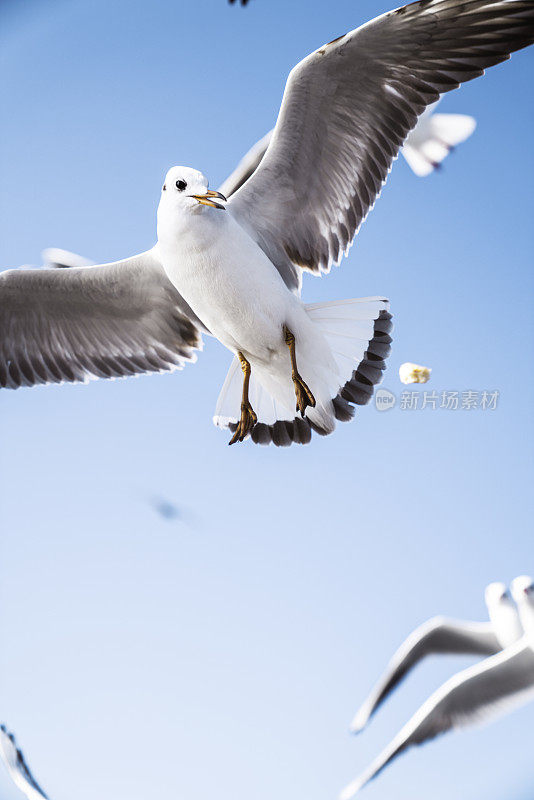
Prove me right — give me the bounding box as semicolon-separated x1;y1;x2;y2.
349;581;522;734
341;578;534;797
1;0;533;446
401;100;476;176
511;575;534;638
0;725;48;800
220;102;476;197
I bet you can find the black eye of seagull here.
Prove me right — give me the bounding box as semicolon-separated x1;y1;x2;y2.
176;179;187;192
162;184;166;191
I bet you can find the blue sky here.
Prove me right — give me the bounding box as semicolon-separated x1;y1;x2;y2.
1;0;533;798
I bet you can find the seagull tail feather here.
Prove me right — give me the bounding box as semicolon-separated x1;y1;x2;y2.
213;297;392;446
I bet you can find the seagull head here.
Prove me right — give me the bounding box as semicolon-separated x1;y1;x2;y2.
484;581;510;607
159;167;227;214
511;575;534;603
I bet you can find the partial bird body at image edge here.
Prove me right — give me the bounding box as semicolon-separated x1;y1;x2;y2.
342;577;534;797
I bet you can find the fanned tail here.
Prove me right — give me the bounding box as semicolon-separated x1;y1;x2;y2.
213;298;392;447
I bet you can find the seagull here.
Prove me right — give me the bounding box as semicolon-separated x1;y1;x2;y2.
349;581;522;734
219;102;475;196
341;579;534;797
0;725;48;800
1;0;532;447
41;248;93;270
511;575;534;638
401;100;477;176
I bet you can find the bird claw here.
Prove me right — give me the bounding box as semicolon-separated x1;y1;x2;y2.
292;372;316;417
228;401;257;445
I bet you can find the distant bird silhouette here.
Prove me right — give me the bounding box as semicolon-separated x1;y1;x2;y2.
229;0;250;6
151;496;183;521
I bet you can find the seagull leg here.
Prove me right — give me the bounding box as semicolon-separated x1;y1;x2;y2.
284;326;316;417
228;352;257;445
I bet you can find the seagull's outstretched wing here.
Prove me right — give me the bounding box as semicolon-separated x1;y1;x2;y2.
350;616;500;733
0;725;49;800
341;638;534;798
0;249;205;389
229;0;534;285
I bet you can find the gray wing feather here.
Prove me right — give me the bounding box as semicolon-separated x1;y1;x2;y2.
229;0;534;281
350;617;500;733
0;249;205;389
342;639;534;798
0;725;49;800
218;131;273;199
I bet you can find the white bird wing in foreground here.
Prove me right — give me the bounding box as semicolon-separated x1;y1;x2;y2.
349;617;500;733
218;131;273;199
229;0;534;287
341;638;534;798
0;725;48;800
0;250;205;389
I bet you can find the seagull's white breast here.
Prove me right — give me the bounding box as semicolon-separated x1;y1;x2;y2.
156;207;298;360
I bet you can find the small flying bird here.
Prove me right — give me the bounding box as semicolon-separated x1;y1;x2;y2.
151;495;183;521
1;0;533;447
0;725;49;800
341;577;534;797
401;100;477;176
229;0;250;5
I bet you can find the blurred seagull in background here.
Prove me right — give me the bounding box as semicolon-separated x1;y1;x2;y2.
219;101;475;197
511;575;534;638
0;725;48;800
342;576;534;797
349;580;522;734
41;248;93;270
401;100;476;176
1;0;533;448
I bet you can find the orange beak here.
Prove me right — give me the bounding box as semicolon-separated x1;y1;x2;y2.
190;189;227;210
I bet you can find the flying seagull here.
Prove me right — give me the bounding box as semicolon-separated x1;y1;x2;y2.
41;248;93;270
1;0;533;447
349;581;523;734
220;102;476;197
401;100;477;176
0;725;48;800
341;577;534;797
511;575;534;638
